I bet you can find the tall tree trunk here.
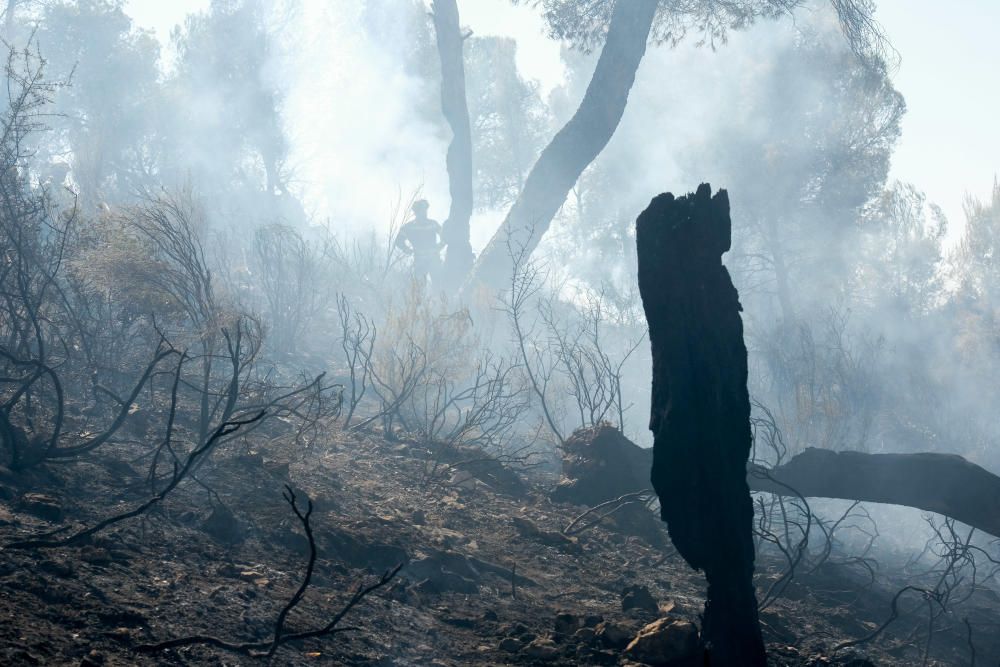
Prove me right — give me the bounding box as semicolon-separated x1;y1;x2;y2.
637;184;766;666
3;0;16;41
464;0;658;291
431;0;474;283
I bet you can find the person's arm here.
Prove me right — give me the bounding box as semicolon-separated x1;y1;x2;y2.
395;226;412;254
434;221;446;250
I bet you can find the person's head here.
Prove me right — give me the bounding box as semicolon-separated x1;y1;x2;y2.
412;199;430;219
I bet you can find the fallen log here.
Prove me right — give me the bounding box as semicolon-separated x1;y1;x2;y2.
552;427;1000;539
751;448;1000;538
551;424;667;548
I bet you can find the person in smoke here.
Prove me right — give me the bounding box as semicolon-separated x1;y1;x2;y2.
395;199;444;283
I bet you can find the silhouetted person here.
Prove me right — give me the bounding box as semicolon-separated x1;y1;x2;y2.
395;199;444;283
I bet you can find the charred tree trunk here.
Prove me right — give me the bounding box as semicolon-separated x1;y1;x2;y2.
464;0;658;291
753;448;1000;538
551;425;1000;540
431;0;475;283
637;184;766;665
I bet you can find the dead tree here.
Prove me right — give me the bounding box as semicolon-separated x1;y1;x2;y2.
556;422;1000;541
336;293;375;428
752;448;1000;539
636;184;765;665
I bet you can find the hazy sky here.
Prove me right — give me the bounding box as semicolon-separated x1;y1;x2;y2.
124;0;998;237
123;0;197;33
876;0;1000;239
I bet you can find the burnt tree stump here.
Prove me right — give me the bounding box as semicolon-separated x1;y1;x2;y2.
636;184;766;665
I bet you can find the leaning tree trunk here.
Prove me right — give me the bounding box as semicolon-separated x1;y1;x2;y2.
637;184;766;666
431;0;475;283
464;0;658;292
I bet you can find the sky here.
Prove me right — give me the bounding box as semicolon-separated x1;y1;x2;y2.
123;0;198;32
123;0;564;85
876;0;1000;240
124;0;999;239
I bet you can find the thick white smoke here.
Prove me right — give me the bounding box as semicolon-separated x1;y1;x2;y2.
275;3;451;235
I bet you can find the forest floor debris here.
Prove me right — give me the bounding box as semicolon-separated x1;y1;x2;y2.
0;427;996;665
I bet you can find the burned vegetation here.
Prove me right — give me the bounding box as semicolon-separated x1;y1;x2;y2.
1;1;1000;666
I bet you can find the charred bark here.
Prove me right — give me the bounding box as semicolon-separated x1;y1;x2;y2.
465;0;658;291
552;425;1000;540
752;448;1000;539
637;184;766;665
431;0;475;283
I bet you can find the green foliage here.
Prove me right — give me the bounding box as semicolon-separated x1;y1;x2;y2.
857;181;946;316
465;36;550;210
682;16;904;316
948;183;1000;380
954;182;1000;306
36;0;161;203
516;0;800;52
170;0;286;196
517;0;890;67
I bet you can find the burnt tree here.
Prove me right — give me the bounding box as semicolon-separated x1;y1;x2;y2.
431;0;475;282
752;449;1000;538
636;184;766;665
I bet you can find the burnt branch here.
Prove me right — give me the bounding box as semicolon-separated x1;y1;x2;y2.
337;293;375;428
833;585;937;652
563;490;654;536
135;486;401;659
4;411;265;550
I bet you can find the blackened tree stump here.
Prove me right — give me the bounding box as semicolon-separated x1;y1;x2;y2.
636;184;766;665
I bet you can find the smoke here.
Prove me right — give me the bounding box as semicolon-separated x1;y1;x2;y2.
275;2;450;234
272;0;563;249
105;0;999;473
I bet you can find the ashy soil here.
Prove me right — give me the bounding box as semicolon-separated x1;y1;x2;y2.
0;427;997;666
